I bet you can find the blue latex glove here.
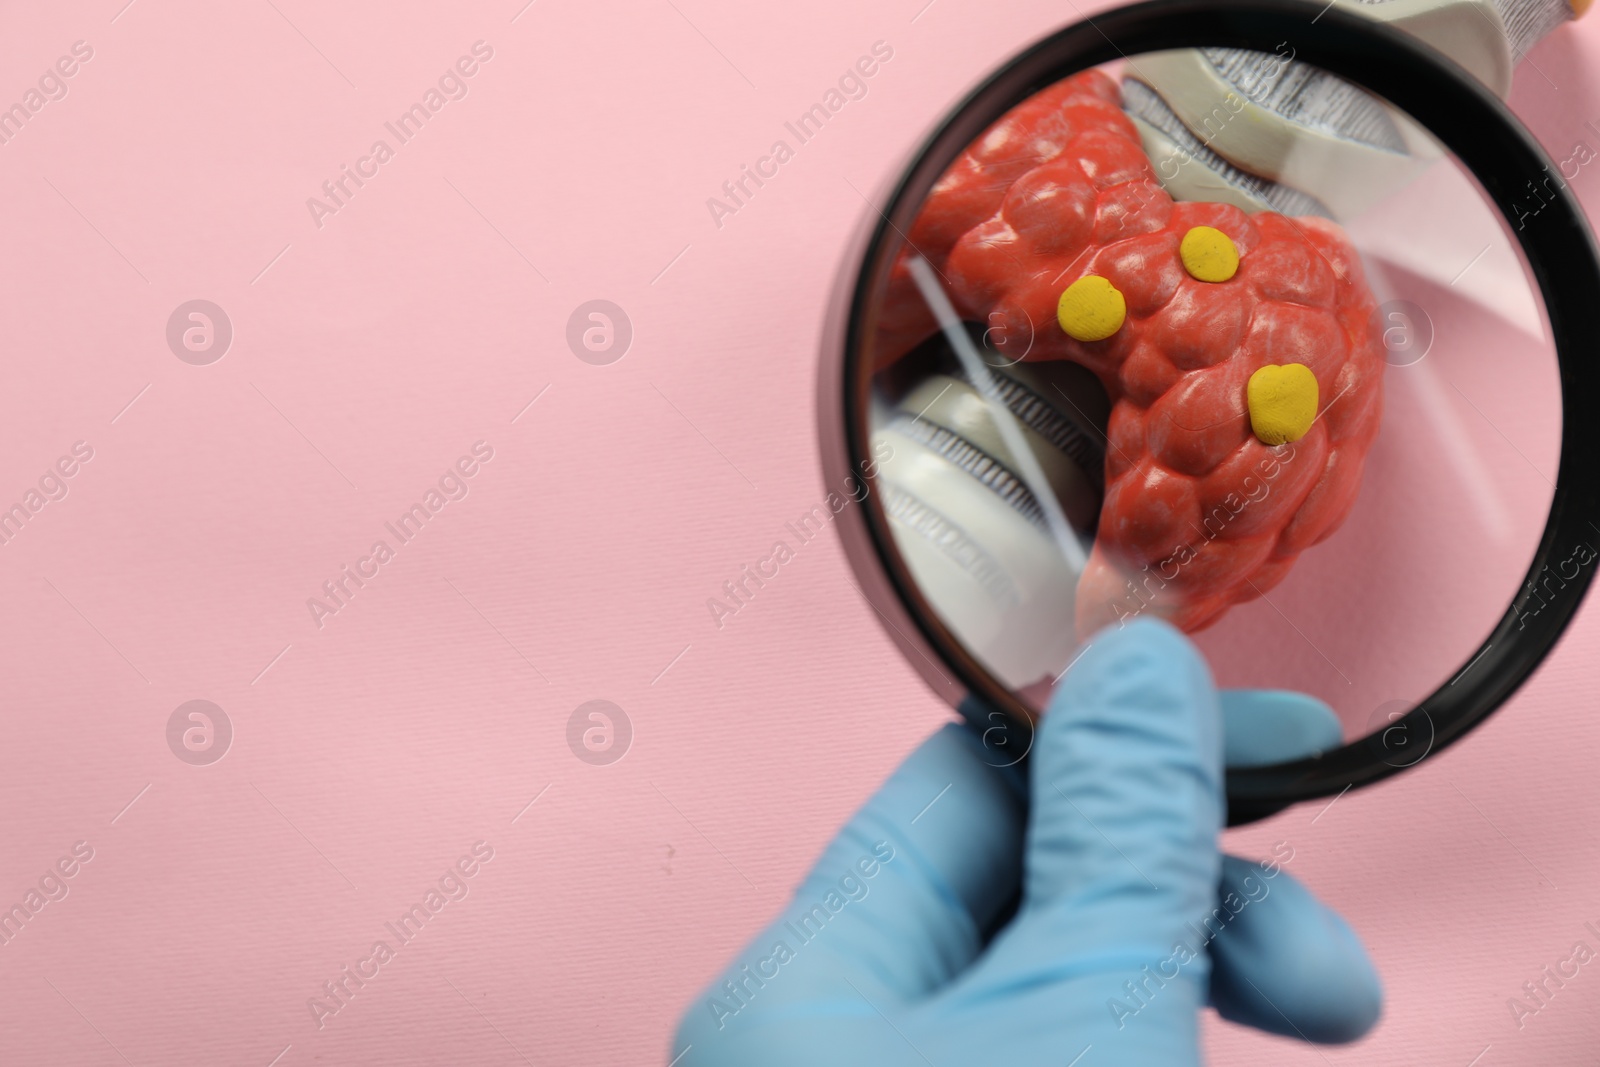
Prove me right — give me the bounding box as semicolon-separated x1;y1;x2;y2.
673;619;1380;1066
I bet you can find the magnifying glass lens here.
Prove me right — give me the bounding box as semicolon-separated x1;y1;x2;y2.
856;49;1561;752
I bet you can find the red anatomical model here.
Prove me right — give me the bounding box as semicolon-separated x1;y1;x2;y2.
875;69;1385;633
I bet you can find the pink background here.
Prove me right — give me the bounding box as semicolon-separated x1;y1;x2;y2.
0;0;1597;1064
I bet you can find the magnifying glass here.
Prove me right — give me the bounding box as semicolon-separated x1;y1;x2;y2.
819;0;1600;823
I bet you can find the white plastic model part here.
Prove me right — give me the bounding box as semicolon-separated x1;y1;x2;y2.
1132;113;1306;217
1115;0;1583;226
1344;0;1516;97
874;419;1083;690
1125;49;1438;221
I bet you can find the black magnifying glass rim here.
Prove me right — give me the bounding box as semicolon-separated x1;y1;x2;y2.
830;0;1600;824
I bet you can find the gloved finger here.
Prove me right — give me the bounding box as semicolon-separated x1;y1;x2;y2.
1208;853;1383;1043
927;619;1222;1063
1220;689;1342;768
677;721;1026;1044
1021;617;1222;922
974;686;1338;786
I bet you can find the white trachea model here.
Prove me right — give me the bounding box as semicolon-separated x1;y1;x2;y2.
1124;0;1579;221
873;356;1107;691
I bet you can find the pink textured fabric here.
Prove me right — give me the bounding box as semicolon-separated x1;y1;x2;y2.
0;2;1590;1065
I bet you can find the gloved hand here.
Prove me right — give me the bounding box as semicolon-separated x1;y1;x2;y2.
672;619;1381;1066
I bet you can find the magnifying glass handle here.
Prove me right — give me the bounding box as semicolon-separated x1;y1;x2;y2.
1125;0;1583;220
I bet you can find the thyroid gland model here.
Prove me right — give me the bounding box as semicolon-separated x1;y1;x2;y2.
869;70;1385;689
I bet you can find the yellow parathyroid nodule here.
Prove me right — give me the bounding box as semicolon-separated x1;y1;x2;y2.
1247;363;1319;446
1057;275;1126;342
1180;225;1240;283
